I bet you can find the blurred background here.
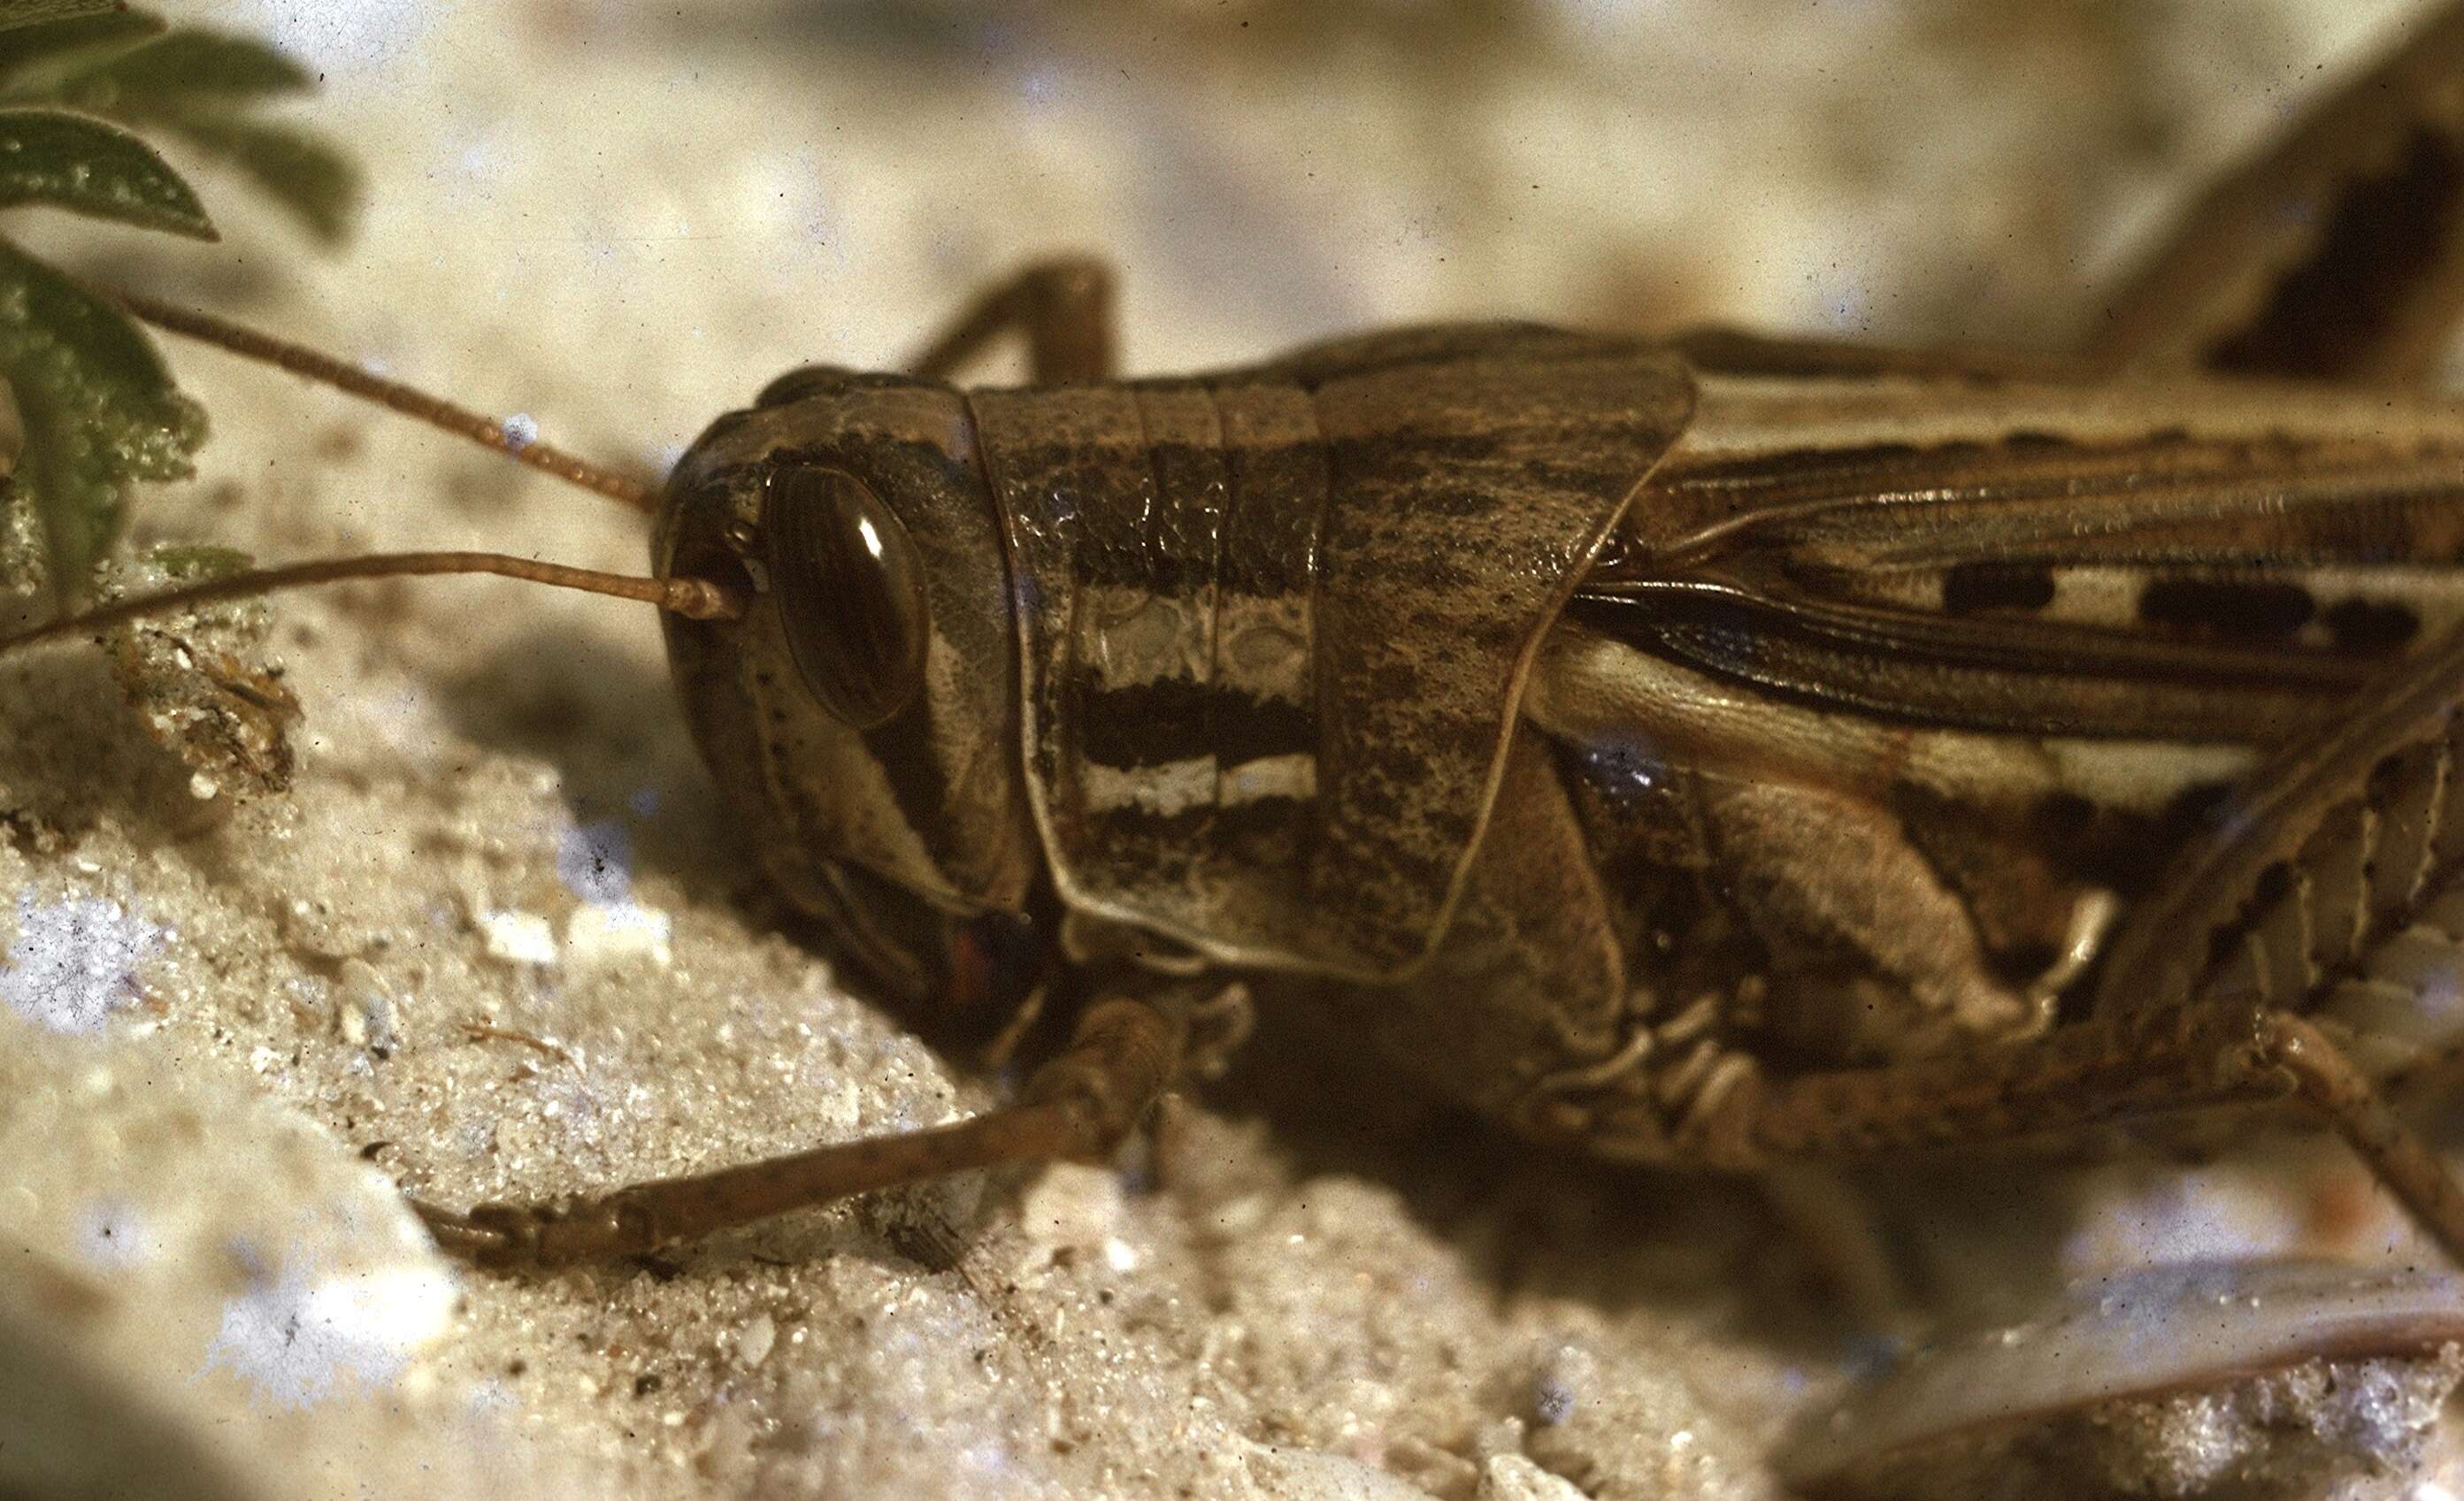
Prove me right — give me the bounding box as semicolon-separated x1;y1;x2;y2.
134;0;2435;466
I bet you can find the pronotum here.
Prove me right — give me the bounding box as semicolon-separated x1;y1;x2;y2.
10;4;2464;1290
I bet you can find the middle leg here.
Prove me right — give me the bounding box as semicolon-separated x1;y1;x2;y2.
905;255;1117;384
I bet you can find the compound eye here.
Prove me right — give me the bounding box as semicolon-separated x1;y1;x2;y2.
763;468;930;730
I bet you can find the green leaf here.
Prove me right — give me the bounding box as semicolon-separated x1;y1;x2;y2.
0;18;358;245
0;2;124;33
0;234;203;609
0;108;211;236
0;8;162;99
67;29;312;108
0;475;44;626
155;116;357;244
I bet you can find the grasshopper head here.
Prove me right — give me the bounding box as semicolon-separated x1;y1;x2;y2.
657;367;1048;1023
2;302;1058;1029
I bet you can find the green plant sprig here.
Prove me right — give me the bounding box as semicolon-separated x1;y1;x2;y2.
0;0;357;614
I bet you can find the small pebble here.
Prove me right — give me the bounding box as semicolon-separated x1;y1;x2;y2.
1478;1454;1588;1501
478;909;557;967
738;1313;776;1368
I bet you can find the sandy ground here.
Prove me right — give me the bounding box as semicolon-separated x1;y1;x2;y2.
4;1;2460;1497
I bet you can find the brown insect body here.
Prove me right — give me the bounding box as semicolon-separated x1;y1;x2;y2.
653;321;2464;1182
22;2;2464;1280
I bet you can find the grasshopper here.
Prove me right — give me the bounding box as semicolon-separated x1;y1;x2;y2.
12;4;2464;1283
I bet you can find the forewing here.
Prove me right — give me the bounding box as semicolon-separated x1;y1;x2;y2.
1578;371;2464;744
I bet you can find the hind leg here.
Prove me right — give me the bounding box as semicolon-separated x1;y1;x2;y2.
2090;2;2464;382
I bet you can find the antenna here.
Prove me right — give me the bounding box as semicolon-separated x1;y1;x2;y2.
0;291;732;659
106;288;658;513
0;550;742;660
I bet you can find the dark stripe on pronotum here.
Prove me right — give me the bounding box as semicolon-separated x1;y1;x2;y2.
1071;675;1318;770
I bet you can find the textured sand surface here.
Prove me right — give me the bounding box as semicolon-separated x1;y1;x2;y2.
1;2;2453;1497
